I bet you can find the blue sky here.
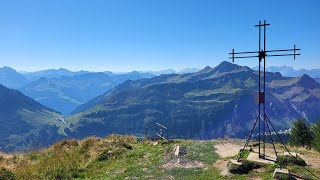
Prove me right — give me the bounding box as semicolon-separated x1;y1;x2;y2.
0;0;319;72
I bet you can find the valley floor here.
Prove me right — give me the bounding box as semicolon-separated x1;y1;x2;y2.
0;135;319;179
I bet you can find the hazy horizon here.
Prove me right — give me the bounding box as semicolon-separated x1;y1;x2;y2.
2;62;320;74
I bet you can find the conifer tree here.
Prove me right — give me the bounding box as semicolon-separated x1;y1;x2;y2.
312;120;320;151
289;118;313;149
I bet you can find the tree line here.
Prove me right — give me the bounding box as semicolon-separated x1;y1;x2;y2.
289;117;320;151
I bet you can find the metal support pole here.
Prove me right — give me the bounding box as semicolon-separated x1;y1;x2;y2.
258;20;261;158
265;113;278;160
237;115;260;161
263;20;267;158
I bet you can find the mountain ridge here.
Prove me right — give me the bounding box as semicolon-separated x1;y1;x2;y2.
66;61;320;141
0;83;62;152
1;61;319;152
0;66;29;89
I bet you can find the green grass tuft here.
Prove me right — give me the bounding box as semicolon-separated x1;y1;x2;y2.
180;140;219;164
0;167;15;180
277;155;306;167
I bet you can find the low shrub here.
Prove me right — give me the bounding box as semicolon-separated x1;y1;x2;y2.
238;149;250;160
80;137;98;153
27;152;40;161
106;134;137;144
0;167;15;180
248;142;259;147
228;160;260;174
97;148;126;161
265;164;279;172
53;139;79;151
277;155;306;167
274;172;291;180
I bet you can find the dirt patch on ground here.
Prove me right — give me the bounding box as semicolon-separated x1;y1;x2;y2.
0;152;14;159
213;159;231;176
162;158;204;170
214;143;242;158
0;152;17;171
213;159;228;171
246;177;262;180
252;167;268;173
300;153;320;169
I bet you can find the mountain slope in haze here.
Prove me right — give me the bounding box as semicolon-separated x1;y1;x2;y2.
0;84;62;152
253;65;320;78
66;61;320;140
20;72;155;115
0;66;29;89
0;67;90;89
71;62;249;114
143;68;200;76
21;68;90;81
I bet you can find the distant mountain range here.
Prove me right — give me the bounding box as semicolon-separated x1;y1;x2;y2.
0;67;155;114
142;68;200;76
65;61;320;140
0;84;62;152
253;66;320;78
19;72;156;115
21;68;90;81
0;66;29;89
0;66;199;115
1;66;196;89
1;61;320;152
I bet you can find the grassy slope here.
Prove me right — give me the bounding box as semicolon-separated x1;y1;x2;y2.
0;135;319;179
62;66;320;141
18;109;61;126
0;109;63;152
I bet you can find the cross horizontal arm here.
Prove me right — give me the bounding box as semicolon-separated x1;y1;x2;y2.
229;53;300;60
229;48;300;56
255;23;270;27
229;55;259;59
266;49;301;53
229;51;260;55
266;54;301;57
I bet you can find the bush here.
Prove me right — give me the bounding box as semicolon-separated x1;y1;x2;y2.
80;137;98;153
0;167;15;180
248;142;259;147
106;134;137;144
97;148;126;161
27;152;40;161
53;139;79;151
274;173;291;180
277;155;306;167
228;160;260;174
238;149;250;160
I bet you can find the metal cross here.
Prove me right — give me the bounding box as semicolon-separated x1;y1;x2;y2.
229;20;300;161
